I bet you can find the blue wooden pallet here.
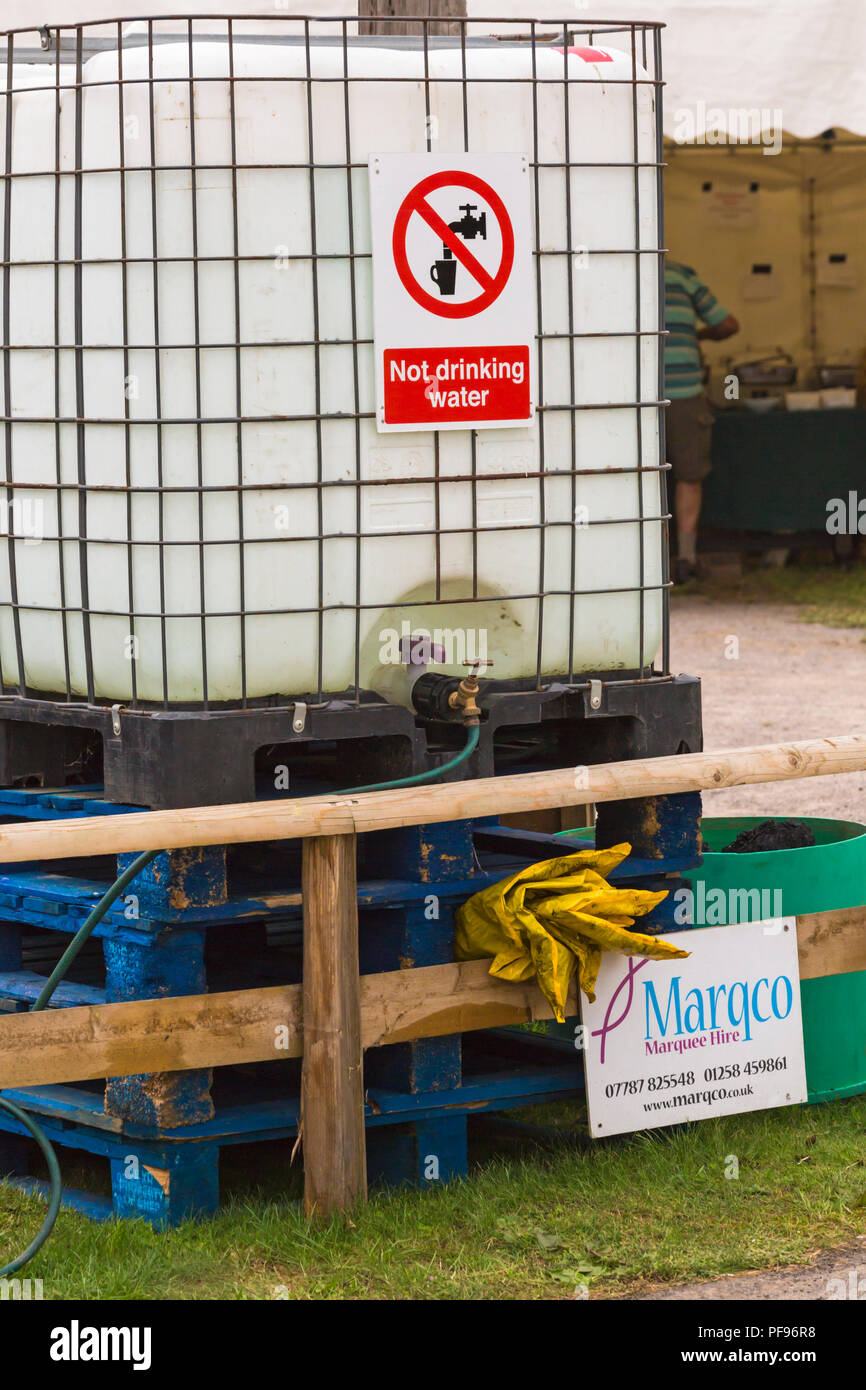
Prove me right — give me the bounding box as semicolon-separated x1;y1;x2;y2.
0;782;701;1225
0;785;134;819
0;1036;582;1225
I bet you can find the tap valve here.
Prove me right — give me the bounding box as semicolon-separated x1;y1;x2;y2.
447;660;493;726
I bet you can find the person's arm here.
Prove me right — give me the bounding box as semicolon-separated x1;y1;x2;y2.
686;268;739;342
697;313;739;341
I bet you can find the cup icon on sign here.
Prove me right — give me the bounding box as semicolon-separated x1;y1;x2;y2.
430;259;457;295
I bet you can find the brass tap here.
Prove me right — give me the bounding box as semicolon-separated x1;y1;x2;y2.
447;661;492;726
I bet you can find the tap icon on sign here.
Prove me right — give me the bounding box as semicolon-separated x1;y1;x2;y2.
430;204;487;296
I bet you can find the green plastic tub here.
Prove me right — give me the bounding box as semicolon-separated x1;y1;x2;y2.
685;816;866;1103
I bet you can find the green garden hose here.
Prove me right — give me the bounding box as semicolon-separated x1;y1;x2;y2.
0;718;480;1274
0;848;158;1278
0;1098;62;1277
345;721;480;793
32;849;161;1015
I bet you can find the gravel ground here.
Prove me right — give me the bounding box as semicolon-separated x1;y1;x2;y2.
671;595;866;825
629;1240;866;1301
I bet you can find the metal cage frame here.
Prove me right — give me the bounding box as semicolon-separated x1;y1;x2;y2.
0;12;670;722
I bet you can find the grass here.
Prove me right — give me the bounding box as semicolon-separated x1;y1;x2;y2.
678;561;866;631
3;1094;866;1299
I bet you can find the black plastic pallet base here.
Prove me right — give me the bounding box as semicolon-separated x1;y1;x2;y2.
0;674;701;809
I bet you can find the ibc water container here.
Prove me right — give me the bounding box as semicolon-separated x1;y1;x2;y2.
0;18;665;708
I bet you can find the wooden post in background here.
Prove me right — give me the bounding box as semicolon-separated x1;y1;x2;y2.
359;0;466;38
302;833;367;1216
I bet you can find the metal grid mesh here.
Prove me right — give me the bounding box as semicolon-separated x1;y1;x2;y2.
0;13;669;712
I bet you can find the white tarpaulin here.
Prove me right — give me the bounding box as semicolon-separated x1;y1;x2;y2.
468;0;866;139
3;1;866;137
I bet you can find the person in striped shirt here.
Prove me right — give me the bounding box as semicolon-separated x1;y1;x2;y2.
665;260;739;583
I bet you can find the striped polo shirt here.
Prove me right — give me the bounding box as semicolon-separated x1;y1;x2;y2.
664;261;731;400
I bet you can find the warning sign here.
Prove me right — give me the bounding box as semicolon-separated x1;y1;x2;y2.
368;153;534;432
392;170;515;319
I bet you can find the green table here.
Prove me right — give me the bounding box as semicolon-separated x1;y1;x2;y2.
703;408;866;533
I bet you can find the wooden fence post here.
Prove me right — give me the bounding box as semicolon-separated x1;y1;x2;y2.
301;832;367;1216
359;0;466;38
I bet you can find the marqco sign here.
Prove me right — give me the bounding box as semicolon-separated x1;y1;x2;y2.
580;921;808;1137
368;153;535;432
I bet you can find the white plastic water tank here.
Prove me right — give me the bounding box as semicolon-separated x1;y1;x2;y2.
0;28;663;704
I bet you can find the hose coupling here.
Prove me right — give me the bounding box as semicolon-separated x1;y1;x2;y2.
448;661;493;726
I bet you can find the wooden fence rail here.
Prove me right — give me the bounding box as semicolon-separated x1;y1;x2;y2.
0;735;862;863
1;734;865;1215
0;907;861;1092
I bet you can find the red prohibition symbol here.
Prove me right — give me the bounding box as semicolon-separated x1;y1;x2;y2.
391;170;515;319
